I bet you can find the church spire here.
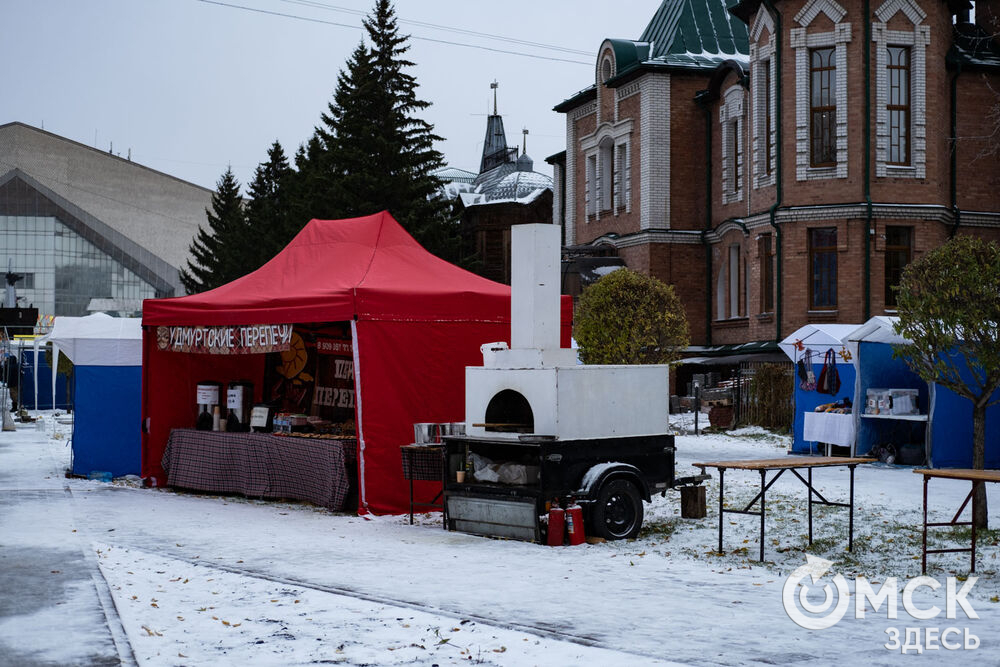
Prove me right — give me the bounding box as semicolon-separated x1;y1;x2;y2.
479;81;516;174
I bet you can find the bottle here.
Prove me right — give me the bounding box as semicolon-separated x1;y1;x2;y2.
226;409;241;432
212;405;221;431
196;405;213;431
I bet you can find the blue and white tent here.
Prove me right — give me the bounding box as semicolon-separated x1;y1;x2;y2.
848;317;1000;468
36;313;142;478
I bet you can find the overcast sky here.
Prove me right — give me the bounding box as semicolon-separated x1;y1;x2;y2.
3;1;653;192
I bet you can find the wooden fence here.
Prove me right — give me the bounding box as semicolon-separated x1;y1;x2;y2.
735;361;794;430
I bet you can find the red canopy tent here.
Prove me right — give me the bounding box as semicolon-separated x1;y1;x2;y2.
142;211;572;514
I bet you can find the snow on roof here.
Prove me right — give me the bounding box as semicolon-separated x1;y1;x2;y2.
432;166;477;184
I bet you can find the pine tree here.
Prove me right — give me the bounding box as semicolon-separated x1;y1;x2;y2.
287;134;333;232
244;141;293;269
179;167;245;294
315;0;458;260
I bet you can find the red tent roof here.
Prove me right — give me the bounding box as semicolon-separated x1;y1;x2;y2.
143;211;512;326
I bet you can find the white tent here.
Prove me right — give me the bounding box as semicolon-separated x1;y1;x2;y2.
778;323;859;362
32;313;142;409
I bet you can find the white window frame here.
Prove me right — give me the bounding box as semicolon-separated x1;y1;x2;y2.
720;86;745;204
585;154;597;217
791;0;851;182
580;118;633;221
614;142;631;213
873;0;929;179
716;257;728;320
750;9;777;189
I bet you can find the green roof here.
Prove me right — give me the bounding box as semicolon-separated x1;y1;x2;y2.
555;0;751;110
613;0;749;77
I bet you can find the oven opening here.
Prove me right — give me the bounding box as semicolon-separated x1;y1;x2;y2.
484;389;534;433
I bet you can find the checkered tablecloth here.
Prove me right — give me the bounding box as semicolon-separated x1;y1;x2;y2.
400;445;444;482
163;429;353;510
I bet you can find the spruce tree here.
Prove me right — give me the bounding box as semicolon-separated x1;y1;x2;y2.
179;167;245;294
244;140;293;268
316;0;457;260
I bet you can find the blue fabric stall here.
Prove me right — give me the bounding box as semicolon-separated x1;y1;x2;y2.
43;314;142;478
780;324;859;454
19;343;70;410
848;317;1000;468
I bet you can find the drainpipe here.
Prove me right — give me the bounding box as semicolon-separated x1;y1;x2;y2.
950;63;962;237
763;0;784;342
863;0;873;322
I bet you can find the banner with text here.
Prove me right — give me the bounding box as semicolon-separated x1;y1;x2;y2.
156;324;294;355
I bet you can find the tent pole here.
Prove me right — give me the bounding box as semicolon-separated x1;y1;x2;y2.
33;341;39;411
351;320;367;514
52;343;59;410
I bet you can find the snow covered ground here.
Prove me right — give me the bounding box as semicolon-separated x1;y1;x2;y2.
3;411;1000;665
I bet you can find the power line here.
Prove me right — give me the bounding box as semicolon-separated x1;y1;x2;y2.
196;0;591;65
279;0;593;56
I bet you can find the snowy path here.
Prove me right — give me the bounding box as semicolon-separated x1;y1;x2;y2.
4;415;1000;664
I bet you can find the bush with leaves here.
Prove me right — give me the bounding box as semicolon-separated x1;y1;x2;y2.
574;268;689;365
894;234;1000;528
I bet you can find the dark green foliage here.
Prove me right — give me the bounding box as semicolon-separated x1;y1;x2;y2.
244;141;294;269
309;0;457;261
893;234;1000;528
179;168;246;294
574;269;690;365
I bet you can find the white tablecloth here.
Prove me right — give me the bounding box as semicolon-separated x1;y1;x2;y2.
803;412;855;447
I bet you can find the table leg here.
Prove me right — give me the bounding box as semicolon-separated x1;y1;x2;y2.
922;475;929;575
808;467;813;545
849;465;856;552
717;468;725;554
759;469;766;562
972;481;978;574
409;479;415;526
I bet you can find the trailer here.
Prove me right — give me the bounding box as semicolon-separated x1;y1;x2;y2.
443;433;706;541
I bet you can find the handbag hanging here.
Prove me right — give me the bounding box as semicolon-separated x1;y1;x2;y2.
817;349;840;395
798;350;816;391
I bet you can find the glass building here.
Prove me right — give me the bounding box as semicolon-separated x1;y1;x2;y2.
1;215;157;316
0;122;214;319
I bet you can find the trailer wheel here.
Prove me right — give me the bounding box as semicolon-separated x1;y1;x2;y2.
591;478;643;540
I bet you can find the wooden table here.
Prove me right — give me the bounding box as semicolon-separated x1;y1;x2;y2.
693;457;873;561
915;468;1000;574
399;444;446;526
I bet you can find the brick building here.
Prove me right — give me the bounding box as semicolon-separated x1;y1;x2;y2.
553;0;1000;350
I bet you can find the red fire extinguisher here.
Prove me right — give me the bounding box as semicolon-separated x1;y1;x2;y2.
566;497;585;546
546;499;565;547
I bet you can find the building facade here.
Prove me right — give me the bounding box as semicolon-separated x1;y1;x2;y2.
554;0;1000;348
0;122;213;318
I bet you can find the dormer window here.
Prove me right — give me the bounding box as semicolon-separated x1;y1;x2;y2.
601;57;613;83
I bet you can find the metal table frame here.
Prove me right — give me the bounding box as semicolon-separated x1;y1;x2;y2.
694;457;872;562
916;468;1000;574
399;444;446;526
